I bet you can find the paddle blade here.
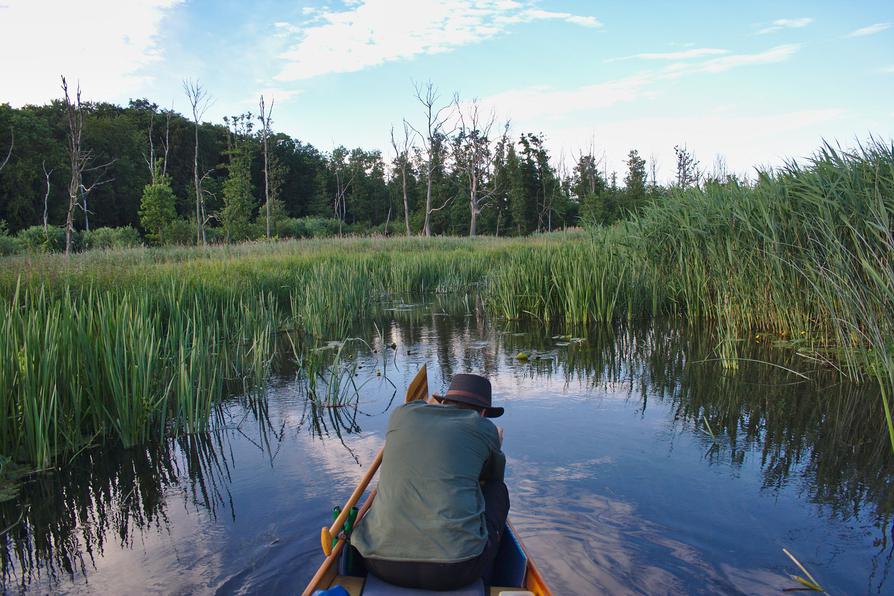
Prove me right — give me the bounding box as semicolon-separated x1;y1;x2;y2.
321;527;333;556
406;365;429;403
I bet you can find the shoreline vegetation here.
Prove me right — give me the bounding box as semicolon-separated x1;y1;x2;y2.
0;140;892;473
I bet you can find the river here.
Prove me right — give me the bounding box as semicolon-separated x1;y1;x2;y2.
1;296;891;594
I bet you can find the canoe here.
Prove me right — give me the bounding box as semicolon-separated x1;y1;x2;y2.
302;366;552;596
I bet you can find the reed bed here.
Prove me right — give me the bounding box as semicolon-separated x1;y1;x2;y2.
0;140;891;467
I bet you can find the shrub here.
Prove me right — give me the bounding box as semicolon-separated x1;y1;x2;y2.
245;221;266;241
0;222;21;256
17;225;69;252
161;219;196;246
275;217;343;239
204;227;225;245
274;217;309;239
83;226;142;250
303;217;342;238
368;221;405;236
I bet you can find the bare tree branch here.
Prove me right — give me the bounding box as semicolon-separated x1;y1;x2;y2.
409;80;455;236
42;161;53;234
0;127;13;173
184;78;212;245
455;96;499;236
390;120;414;236
258;94;274;239
61;76;86;255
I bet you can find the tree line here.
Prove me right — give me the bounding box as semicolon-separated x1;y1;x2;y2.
0;79;709;252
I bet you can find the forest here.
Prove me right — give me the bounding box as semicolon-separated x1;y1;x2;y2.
0;82;701;252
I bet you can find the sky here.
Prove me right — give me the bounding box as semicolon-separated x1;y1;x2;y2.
1;0;892;181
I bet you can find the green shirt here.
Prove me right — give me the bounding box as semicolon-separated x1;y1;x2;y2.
351;400;506;563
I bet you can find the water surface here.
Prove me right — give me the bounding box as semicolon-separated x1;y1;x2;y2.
2;298;892;594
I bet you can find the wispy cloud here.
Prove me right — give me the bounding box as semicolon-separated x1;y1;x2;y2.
506;8;602;28
606;48;729;63
479;74;656;121
757;17;813;35
274;0;600;81
847;22;891;37
244;88;303;108
482;44;801;121
663;44;800;77
0;0;183;106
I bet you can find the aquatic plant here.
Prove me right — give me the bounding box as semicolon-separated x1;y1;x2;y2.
0;139;892;467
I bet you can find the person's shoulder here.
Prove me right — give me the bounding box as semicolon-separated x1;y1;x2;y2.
471;413;500;439
391;400;427;418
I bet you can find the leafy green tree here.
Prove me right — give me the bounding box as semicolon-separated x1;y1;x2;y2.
623;149;647;213
139;166;177;243
221;145;255;242
506;143;531;235
674;144;700;188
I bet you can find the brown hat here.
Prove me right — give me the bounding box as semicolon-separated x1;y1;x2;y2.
444;374;503;418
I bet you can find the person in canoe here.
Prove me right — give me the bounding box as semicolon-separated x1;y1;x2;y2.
350;373;509;590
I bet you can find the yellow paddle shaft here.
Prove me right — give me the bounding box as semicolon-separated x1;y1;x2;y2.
321;447;384;556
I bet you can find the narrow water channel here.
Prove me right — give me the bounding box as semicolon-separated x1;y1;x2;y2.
1;297;891;594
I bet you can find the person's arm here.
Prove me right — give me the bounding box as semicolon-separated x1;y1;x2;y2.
480;424;506;482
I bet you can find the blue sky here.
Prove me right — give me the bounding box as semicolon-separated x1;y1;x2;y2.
1;0;892;180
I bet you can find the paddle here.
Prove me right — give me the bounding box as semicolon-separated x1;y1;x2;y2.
319;364;429;557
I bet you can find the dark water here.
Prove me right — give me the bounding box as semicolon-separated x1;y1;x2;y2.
2;297;893;595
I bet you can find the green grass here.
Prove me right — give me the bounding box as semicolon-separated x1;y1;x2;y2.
0;139;892;468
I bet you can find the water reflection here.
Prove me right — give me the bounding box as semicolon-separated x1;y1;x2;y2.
1;303;892;594
0;430;237;590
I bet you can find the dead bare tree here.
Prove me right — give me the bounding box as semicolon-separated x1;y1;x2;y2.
0;127;12;174
42;161;53;234
61;77;85;255
455;97;501;236
331;147;356;236
258;95;274;239
144;102;173;183
60;77;113;250
146;105;158;183
711;154;729;183
408;81;455;236
161;104;172;178
183;79;212;245
390;121;413;236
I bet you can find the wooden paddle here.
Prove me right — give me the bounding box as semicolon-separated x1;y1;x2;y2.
319;364;429;557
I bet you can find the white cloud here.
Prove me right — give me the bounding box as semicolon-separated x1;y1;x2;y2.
757;17;813;35
847;22;891;37
240;87;304;108
274;0;600;81
606;48;729;62
478;74;656;121
0;0;182;106
882;65;894;74
507;8;603;28
477;44;801;125
662;44;800;78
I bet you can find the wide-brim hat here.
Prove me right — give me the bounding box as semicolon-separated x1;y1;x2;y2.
444;373;503;418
